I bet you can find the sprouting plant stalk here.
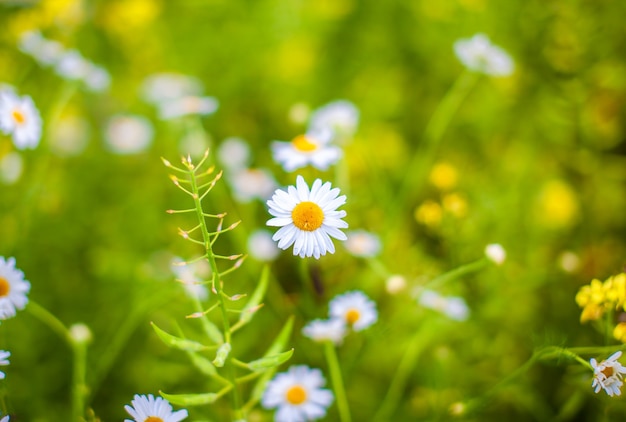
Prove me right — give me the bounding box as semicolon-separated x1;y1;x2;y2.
185;155;244;420
324;341;351;422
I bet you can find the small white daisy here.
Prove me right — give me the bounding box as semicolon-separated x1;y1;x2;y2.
262;365;334;422
591;351;626;397
0;256;31;320
158;95;219;120
453;33;514;77
266;176;348;259
0;90;43;150
271;129;342;172
328;290;377;331
124;393;188;422
104;115;154;155
484;243;506;265
247;229;281;262
344;230;382;258
228;168;277;203
0;350;10;379
141;73;204;105
308;100;359;141
302;318;347;345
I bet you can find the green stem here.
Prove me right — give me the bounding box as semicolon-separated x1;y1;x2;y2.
324;341;351;422
421;259;487;292
71;341;88;422
26;301;72;345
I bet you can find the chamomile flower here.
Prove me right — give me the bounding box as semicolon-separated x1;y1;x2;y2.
329;290;377;331
262;365;334;422
0;256;31;320
590;351;626;397
0;350;10;379
302;318;347;345
0;90;43;150
308;100;359;141
124;394;188;422
271;129;342;172
344;230;382;258
266;176;348;259
453;33;514;76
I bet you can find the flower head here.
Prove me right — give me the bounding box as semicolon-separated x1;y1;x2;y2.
271;129;342;172
484;243;506;265
302;318;347;345
104;115;154;155
344;230;381;258
329;290;377;331
217;137;251;171
308;100;359;141
454;33;514;76
141;73;203;105
228;168;277;203
262;365;334;422
124;394;188;422
591;351;626;397
266;176;347;259
0;350;10;379
158;95;219;120
0;90;42;150
418;289;470;321
0;256;31;320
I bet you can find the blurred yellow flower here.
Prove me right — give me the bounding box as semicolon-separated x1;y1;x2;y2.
534;179;580;229
429;162;458;191
442;192;467;218
8;0;86;37
99;0;161;35
576;273;626;323
614;322;626;343
415;200;442;227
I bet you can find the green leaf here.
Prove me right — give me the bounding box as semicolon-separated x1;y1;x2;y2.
238;265;270;325
247;348;294;372
263;315;294;357
187;351;217;377
198;312;224;344
160;390;221;406
151;322;211;352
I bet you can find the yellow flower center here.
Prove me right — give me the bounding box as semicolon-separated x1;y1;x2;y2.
292;201;324;231
285;385;307;405
346;308;360;324
602;366;615;378
0;277;10;297
291;135;318;152
12;109;26;125
145;417;164;422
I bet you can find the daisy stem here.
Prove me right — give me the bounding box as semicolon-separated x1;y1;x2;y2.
71;339;88;422
324;341;352;422
26;301;72;345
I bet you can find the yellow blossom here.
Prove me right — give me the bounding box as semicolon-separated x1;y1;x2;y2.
429;162;458;191
415;200;442;227
614;322;626;343
442;192;468;218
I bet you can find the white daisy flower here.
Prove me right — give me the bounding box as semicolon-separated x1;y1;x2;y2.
0;90;43;150
0;256;31;320
247;229;281;262
141;73;204;105
0;350;10;379
158;95;219;120
104;115;154;155
124;394;188;422
344;230;381;258
308;100;359;141
271;129;342;172
453;33;514;77
217;137;251;171
591;351;626;397
302;318;347;345
484;243;506;265
329;290;377;331
262;365;334;422
266;176;348;259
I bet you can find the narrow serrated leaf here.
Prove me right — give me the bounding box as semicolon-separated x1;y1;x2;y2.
151;322;211;352
248;349;294;372
160;391;219;406
238;265;270;325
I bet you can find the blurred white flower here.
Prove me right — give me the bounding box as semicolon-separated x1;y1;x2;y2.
0;350;9;379
158;95;219;120
271;129;342;172
69;323;93;344
454;33;514;76
229;168;277;203
217;137;251;171
171;257;210;301
124;394;188;422
302;318;347;345
84;64;111;92
591;351;626;397
558;251;580;273
262;365;334;422
329;290;377;331
385;274;407;294
55;49;90;81
308;100;359;141
344;230;382;258
247;229;280;262
141;73;204;105
19;31;64;66
485;243;506;265
0;152;24;185
288;102;311;125
418;289;470;321
0;256;31;320
104;115;154;155
0;90;43;150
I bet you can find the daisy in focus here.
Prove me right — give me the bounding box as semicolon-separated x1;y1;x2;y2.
124;393;188;422
590;351;626;397
0;350;10;379
302;318;347;345
329;290;378;332
262;365;334;422
266;176;348;259
0;256;31;320
0;89;43;150
453;33;514;77
271;129;342;172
